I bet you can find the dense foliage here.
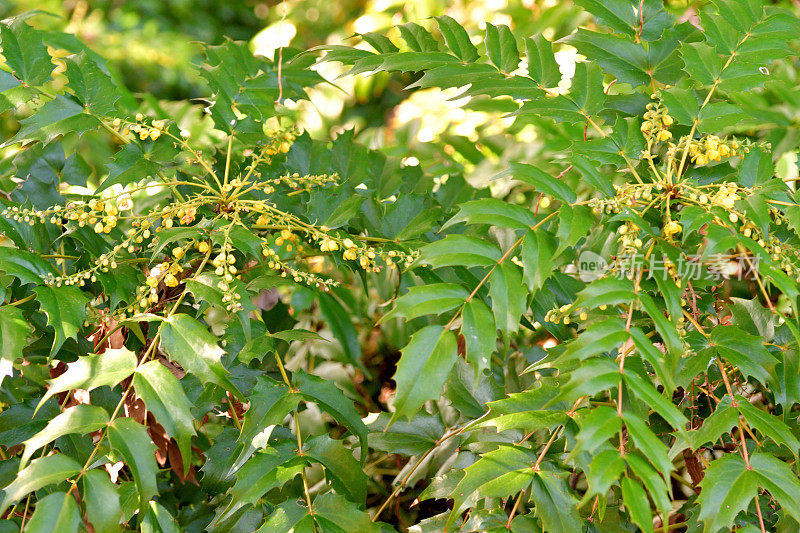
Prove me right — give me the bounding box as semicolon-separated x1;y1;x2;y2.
2;1;800;532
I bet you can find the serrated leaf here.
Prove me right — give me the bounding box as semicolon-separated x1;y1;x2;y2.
305;435;367;504
3;95;99;148
381;283;468;323
525;35;561;88
575;406;622;455
133;360;197;472
697;454;757;532
504;163;576;203
83;469;123;533
294;369;369;453
0;304;31;368
34;284;89;356
0;17;52;86
25;492;80;533
449;445;538;526
711;325;777;384
415;234;502;269
0;454;82;515
313;493;384;532
489;262;527;336
484;24;519;73
63;51;120;114
390;325;457;422
624;372;689;434
623;413;673;479
584;448;626;499
141;501;181;533
461;298;495;379
735;396;800;456
108;417;158;513
38;347;137;411
621;478;654;533
160;314;242;398
435;16;478;62
20;404;108;468
442;198;537;230
750;453;800;524
555;204;593;255
521;229;558;292
530;470;582;532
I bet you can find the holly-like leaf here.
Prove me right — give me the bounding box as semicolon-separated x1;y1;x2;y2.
0;305;31;370
160;314;242;398
63;51;121;114
133;360;197;472
34;284;89;356
25;492;81;533
107;418;158;513
461;298;496;379
435;16;478;62
390;326;457;422
489;262;527;336
0;454;82;515
484;24;519;73
20;404;108;468
697;454;758;532
0;17;52;86
38;347;137;411
82;470;123;533
380;283;468;323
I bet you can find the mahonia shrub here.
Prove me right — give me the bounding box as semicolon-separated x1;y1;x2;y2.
2;1;800;532
320;1;800;531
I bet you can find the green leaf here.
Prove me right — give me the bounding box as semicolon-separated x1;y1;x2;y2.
83;469;123;533
141;501;181;533
449;445;538;525
34;285;89;356
623;413;673;479
398;22;439;52
435;16;478;62
107;418;158;512
555;204;593;255
621;478;654;533
133;360;197;472
305;435;367;504
484;24;519;73
575;406;622;455
215;442;303;526
415;234;501;269
697;454;757;532
569;156;615;196
0;17;52;86
711;325;777;384
521;229;558;292
0;305;31;367
255;499;312;533
584;448;625;499
525;35;561;88
750;453;800;524
63;51;120;114
504;163;576;203
442;198;537;230
25;492;80;533
681;42;723;86
294;369;369;456
313;493;384;532
160;314;242;398
390;325;457;422
623;372;689;433
461;298;496;379
688;395;739;450
563;29;650;87
530;470;582;532
20;404;108;468
489;262;527;336
557;318;628;362
0;454;82;515
381;283;468;323
661;87;700;126
572;0;671;40
3;95;100;148
38;347;137;411
735;396;800;455
316;291;363;369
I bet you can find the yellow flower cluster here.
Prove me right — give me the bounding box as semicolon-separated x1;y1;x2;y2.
113;114;167;141
640;100;673;143
688;136;743;166
544;304;591;325
263;126;299;158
